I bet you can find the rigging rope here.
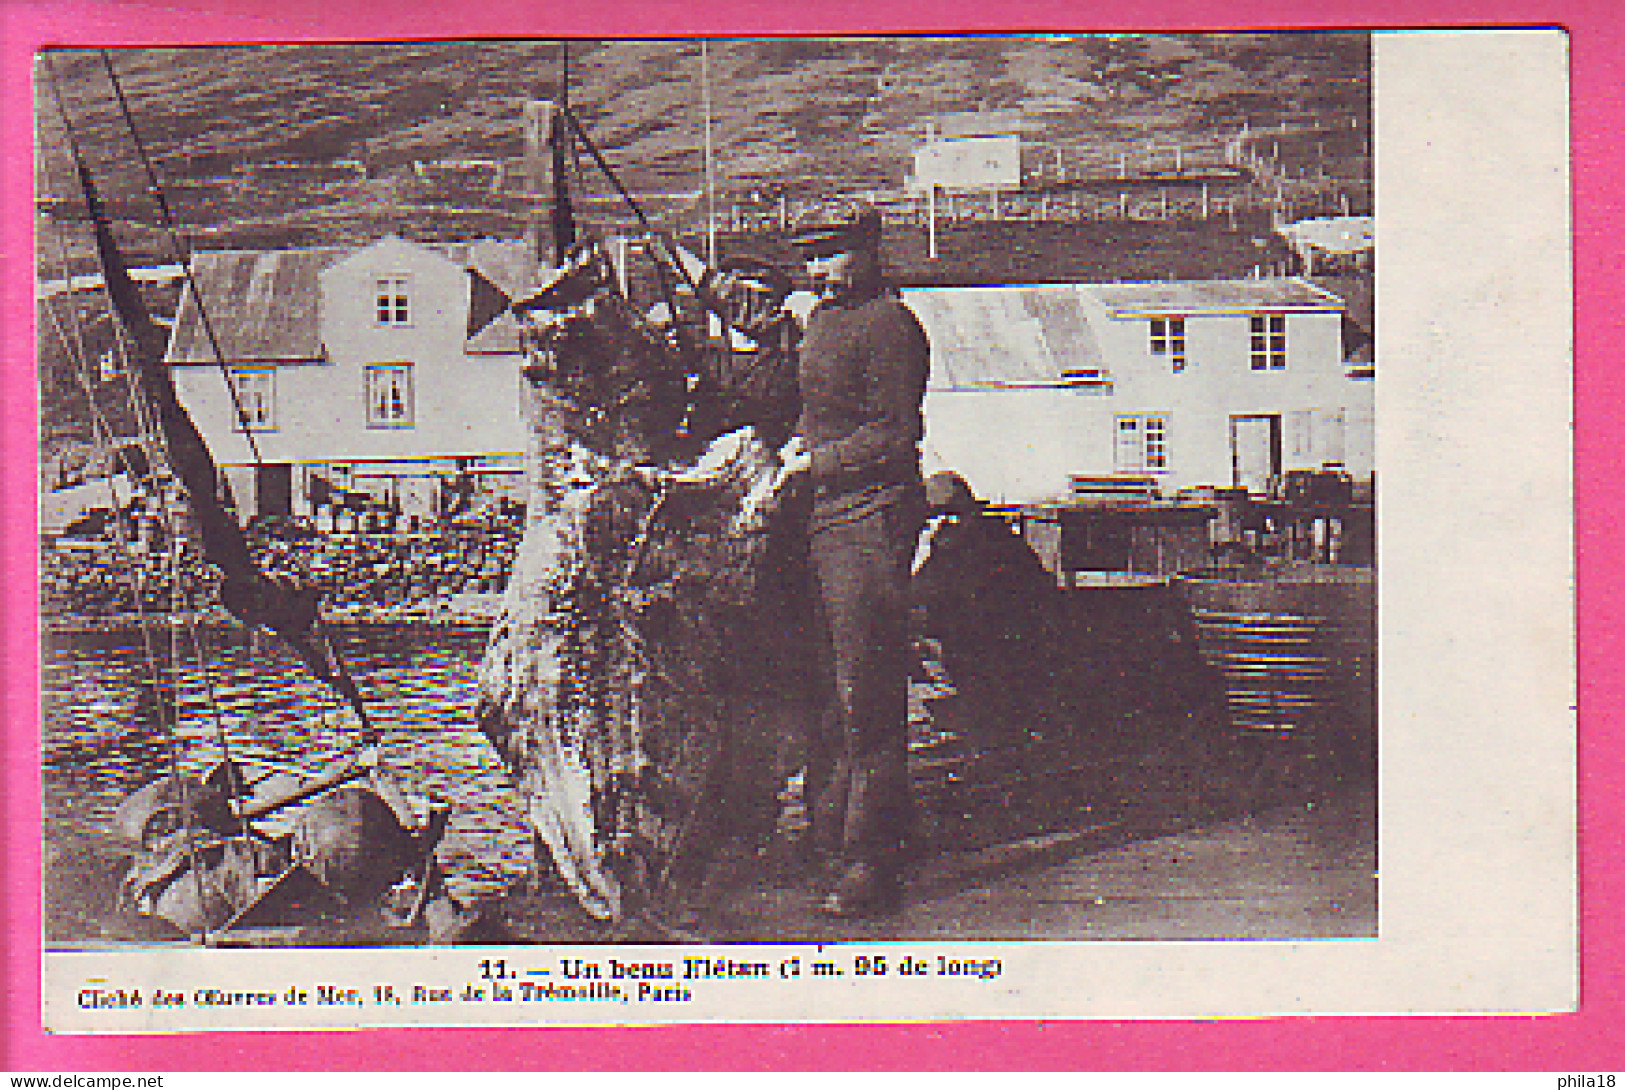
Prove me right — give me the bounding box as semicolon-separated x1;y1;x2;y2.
66;50;379;740
42;65;259;875
96;51;266;464
558;104;708;301
47;50;377;769
39;240;221;942
44;164;264;845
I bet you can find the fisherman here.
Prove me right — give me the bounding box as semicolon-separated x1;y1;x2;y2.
778;198;930;918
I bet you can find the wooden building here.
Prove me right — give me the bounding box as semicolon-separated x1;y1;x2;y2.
905;276;1373;505
165;235;537;524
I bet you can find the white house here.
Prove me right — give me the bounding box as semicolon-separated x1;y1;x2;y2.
905;277;1373;504
166;235;537;523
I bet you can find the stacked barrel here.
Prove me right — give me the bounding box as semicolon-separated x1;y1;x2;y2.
1179;566;1375;773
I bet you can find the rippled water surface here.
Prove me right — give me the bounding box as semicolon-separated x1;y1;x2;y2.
41;624;534;939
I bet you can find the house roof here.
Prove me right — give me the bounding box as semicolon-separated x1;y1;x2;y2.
164;235;1348;384
904;277;1350;389
165;238;541;364
903;284;1105;389
1088;276;1345;318
167;247;343;363
450;240;539;354
463;287;525;354
442;239;543;300
1278;216;1375;256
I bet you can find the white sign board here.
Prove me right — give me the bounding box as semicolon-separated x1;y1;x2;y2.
910;134;1021;192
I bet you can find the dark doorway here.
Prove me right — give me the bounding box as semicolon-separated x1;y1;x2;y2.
256;462;293;518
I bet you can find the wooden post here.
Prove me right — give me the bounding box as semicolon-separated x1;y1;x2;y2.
701;40;717;266
929;185;942;259
522;101;550;193
234;752;374;821
522;100;564;266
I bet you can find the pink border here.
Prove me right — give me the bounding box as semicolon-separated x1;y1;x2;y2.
5;0;1618;1071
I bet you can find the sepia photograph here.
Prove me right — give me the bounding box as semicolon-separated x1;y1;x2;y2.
19;20;1575;1038
36;32;1377;952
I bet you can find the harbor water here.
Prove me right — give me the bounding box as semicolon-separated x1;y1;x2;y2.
40;623;534;944
39;569;1379;944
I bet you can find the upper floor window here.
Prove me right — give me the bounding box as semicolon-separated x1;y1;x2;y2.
1115;414;1168;473
1149;317;1187;371
375;275;410;326
1250;314;1287;370
228;368;276;431
365;364;415;428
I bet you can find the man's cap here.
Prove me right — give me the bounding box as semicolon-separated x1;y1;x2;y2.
789;198;883;255
718;255;793;300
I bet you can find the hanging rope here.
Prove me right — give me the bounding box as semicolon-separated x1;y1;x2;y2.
96;51;266;459
39;236;222;942
75;51;377;740
558;105;709;300
44;155;263;854
41;72;261;879
43;54;411;938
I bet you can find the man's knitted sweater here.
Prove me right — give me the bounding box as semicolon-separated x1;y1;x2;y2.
795;281;930;528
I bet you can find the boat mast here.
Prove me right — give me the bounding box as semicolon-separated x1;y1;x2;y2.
551;41;577;264
702;40;718;266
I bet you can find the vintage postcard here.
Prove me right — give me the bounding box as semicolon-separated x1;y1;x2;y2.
28;27;1571;1030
